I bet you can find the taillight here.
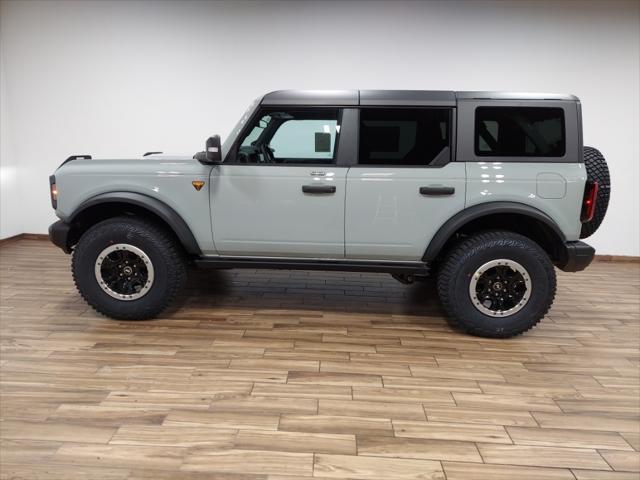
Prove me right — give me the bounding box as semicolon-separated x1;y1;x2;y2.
49;175;57;209
580;180;598;223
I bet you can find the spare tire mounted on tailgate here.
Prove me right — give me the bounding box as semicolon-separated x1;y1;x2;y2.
580;146;610;239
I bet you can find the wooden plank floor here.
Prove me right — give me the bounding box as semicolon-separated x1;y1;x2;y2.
1;238;638;479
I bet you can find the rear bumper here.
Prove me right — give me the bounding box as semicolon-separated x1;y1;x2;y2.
48;220;72;253
557;240;595;272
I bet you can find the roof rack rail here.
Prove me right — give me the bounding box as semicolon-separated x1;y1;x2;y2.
143;151;163;156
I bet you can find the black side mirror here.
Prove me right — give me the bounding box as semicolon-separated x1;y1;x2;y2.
195;135;222;164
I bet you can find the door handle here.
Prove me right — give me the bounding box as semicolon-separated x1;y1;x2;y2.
302;185;336;194
420;186;455;196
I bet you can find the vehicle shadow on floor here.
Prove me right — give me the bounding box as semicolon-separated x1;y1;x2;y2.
167;266;447;319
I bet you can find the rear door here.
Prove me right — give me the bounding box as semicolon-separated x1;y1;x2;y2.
345;107;466;261
210;107;348;258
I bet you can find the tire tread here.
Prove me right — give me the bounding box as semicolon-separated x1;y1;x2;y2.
437;230;556;338
71;216;187;320
580;146;610;239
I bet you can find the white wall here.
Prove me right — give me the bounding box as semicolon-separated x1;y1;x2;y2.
0;8;20;239
1;0;638;255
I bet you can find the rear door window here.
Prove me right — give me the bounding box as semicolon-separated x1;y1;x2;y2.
358;108;451;166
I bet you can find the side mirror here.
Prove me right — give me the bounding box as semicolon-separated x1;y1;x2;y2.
196;135;222;164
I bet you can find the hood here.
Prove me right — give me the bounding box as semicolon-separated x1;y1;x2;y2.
135;153;195;161
54;153;210;178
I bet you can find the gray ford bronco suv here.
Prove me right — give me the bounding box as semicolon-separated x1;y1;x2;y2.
48;90;610;337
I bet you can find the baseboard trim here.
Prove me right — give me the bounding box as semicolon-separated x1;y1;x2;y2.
0;233;49;245
593;255;640;263
1;233;638;263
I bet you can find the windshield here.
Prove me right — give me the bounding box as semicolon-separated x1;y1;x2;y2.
221;97;260;159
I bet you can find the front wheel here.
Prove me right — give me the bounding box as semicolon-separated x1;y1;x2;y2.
437;231;556;338
72;217;187;320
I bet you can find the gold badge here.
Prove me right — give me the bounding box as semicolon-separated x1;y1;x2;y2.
192;180;205;191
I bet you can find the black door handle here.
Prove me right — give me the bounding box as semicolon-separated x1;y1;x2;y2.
420;186;455;196
302;185;336;194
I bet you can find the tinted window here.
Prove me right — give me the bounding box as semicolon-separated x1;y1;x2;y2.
475;107;565;157
359;108;450;166
236;109;339;165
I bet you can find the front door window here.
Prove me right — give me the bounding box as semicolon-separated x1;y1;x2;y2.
236;109;340;165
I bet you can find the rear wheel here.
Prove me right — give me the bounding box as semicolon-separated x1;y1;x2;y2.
72;217;187;320
437;231;556;338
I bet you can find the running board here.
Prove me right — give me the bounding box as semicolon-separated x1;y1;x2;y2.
195;257;430;275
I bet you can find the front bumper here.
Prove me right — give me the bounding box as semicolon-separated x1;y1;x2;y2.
557;240;595;272
48;220;72;253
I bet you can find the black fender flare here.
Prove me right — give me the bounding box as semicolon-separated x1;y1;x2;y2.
422;201;566;261
70;192;201;255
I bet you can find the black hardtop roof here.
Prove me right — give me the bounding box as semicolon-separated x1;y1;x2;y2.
260;90;578;106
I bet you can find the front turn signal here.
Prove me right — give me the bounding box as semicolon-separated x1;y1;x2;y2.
192;180;205;191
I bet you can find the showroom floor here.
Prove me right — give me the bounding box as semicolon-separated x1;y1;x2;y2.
0;238;638;479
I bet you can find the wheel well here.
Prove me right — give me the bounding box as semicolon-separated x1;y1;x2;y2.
67;202;188;254
435;213;564;263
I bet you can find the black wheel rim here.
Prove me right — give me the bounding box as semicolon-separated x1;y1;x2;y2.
469;259;531;317
94;244;154;300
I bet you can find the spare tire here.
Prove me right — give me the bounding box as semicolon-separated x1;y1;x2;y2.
580;146;610;239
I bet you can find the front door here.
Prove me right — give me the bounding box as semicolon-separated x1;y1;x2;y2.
345;107;466;261
210;107;346;258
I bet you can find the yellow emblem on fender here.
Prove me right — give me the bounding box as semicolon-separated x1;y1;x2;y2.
192;180;205;191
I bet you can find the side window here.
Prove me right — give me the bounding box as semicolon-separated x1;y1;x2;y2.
241;115;271;147
236;109;340;165
475;107;565;157
358;108;450;166
271;120;338;160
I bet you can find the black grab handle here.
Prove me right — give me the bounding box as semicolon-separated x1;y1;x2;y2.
302;185;336;194
420;186;455;196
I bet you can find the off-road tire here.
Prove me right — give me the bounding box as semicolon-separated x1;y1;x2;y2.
580;146;610;239
72;217;187;320
437;231;556;338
